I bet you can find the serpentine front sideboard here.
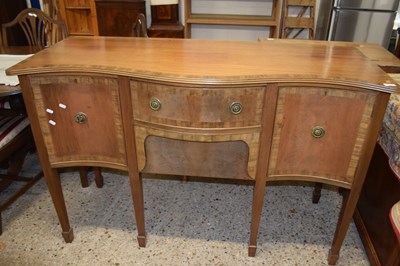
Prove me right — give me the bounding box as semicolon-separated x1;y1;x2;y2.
6;37;399;265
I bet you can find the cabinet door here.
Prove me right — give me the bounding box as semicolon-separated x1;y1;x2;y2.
268;86;377;187
29;75;127;169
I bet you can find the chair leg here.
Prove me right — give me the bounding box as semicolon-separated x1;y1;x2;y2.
0;139;32;193
0;127;39;235
0;171;42;235
312;182;323;204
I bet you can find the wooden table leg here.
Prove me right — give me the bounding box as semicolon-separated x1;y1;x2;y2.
248;85;278;257
248;178;267;257
79;167;89;188
93;167;104;188
129;172;146;247
328;189;353;265
45;168;74;242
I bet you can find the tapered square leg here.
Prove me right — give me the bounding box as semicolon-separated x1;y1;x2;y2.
328;249;339;265
248;245;257;257
137;235;146;247
61;228;74;243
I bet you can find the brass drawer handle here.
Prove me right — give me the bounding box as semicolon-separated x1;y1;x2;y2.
74;112;88;124
230;102;243;115
149;98;161;111
311;126;325;138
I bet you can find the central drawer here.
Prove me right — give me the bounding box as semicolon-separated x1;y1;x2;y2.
130;81;265;129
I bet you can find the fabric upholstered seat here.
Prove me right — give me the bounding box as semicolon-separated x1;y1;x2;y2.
0;96;30;149
0;115;30;149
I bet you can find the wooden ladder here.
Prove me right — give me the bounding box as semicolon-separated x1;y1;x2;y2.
280;0;315;39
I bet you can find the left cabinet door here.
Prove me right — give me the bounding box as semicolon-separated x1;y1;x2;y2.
29;75;127;169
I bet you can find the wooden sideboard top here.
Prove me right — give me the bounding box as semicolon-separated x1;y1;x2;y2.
6;36;399;93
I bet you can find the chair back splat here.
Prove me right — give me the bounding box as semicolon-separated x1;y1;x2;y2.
132;13;148;38
2;8;68;51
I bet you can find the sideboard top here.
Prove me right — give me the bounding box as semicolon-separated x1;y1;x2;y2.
6;36;399;93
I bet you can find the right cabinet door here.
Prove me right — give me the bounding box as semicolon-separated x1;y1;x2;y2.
268;85;377;187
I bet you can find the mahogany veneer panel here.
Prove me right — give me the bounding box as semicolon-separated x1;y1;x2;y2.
131;81;265;128
29;75;127;169
143;136;251;180
268;86;376;188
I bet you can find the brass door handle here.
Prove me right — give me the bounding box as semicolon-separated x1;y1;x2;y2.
311;126;325;138
149;98;161;111
74;112;88;124
230;102;242;115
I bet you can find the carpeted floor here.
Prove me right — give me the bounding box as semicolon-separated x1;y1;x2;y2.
0;152;369;265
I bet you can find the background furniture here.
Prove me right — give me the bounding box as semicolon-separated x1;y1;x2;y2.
1;8;68;52
148;2;184;38
184;0;282;38
95;0;145;37
0;0;28;46
132;13;148;37
354;144;400;266
0;93;41;235
280;0;315;39
0;47;42;234
58;0;99;36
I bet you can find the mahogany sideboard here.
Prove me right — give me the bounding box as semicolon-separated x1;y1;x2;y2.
6;37;399;265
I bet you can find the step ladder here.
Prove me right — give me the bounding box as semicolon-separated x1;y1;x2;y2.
280;0;315;39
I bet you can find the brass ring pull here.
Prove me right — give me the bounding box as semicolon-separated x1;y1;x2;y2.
149;98;161;111
74;112;88;124
312;126;325;138
230;102;243;115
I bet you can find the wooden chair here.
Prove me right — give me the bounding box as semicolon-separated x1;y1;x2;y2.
132;13;148;38
1;8;68;51
0;94;42;234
